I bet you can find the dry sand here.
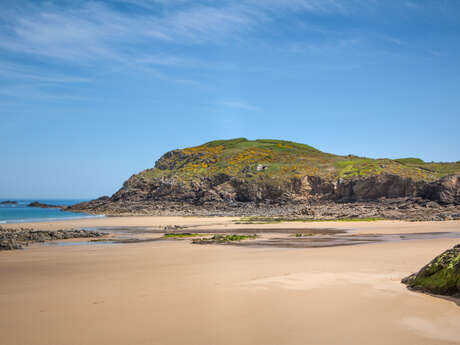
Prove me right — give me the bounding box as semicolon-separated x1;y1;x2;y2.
4;216;237;231
1;218;459;345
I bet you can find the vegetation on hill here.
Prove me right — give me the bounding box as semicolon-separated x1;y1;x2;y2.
138;138;460;183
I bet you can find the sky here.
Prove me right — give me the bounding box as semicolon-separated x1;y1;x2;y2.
1;0;459;199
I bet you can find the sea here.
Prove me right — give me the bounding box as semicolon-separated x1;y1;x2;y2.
0;199;104;224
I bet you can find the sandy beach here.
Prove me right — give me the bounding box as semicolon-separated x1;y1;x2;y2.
4;0;460;344
1;218;459;345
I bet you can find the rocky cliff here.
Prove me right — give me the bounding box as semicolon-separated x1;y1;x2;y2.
67;138;460;218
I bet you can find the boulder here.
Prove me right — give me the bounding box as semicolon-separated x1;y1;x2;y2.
402;244;460;297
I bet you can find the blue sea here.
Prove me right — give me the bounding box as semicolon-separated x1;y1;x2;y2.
0;199;104;224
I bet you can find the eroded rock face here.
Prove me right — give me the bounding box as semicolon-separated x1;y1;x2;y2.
299;174;459;204
65;171;460;219
96;173;304;206
422;175;460;205
402;244;460;297
110;172;457;206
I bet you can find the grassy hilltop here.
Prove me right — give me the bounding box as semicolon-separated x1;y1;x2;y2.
139;138;460;183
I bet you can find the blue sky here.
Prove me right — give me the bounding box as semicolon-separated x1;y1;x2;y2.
1;0;459;199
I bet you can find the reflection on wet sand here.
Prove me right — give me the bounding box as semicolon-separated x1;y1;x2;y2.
69;226;460;249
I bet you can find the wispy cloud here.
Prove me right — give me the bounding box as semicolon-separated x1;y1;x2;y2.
217;101;260;111
405;2;420;9
0;84;90;102
285;38;361;55
3;0;427;104
381;35;404;46
0;0;360;101
247;0;350;15
0;61;91;83
0;1;355;64
0;2;161;62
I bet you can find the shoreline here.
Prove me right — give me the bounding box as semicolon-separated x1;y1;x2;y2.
0;199;104;224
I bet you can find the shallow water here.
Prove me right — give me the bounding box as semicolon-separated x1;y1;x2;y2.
46;240;117;247
0;199;104;224
233;232;460;248
79;226;460;249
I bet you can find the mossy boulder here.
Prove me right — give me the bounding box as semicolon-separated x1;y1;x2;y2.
402;244;460;297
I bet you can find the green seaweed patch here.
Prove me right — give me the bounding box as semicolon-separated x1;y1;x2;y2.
234;217;386;224
192;234;257;244
163;233;202;238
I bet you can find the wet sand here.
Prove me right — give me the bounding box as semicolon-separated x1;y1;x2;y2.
6;216;460;235
1;218;459;345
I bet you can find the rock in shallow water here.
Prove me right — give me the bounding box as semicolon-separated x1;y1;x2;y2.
26;201;61;208
402;244;460;297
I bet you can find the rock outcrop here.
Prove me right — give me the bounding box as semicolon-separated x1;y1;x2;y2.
0;227;103;250
402;244;460;297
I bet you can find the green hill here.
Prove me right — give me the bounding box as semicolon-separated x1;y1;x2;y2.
139;138;460;183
